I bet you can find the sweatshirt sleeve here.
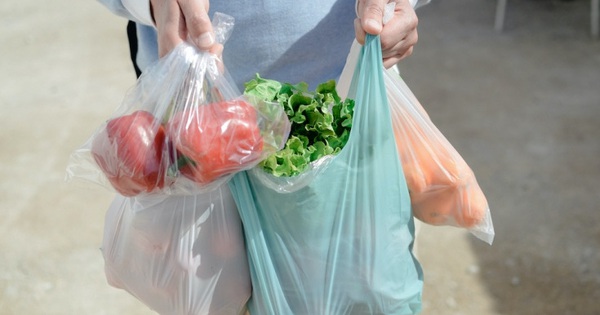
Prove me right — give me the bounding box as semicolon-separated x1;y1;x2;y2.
354;0;431;14
97;0;154;26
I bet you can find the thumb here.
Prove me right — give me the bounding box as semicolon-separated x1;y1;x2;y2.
357;0;386;35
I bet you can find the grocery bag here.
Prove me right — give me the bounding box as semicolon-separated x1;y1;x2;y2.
102;186;251;315
339;38;494;245
66;13;290;196
228;35;423;315
385;71;494;244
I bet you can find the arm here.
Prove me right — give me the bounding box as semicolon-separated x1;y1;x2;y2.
97;0;154;26
354;0;419;68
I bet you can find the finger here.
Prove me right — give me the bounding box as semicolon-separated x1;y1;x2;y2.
208;43;223;55
382;46;414;68
178;0;214;50
354;18;366;45
379;4;418;51
209;43;225;74
356;0;386;35
380;27;418;59
154;0;186;57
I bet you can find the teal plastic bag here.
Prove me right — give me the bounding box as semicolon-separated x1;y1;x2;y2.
229;35;423;315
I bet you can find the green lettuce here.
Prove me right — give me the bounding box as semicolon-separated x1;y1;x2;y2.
244;74;355;177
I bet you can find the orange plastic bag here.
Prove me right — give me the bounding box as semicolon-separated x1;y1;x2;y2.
385;69;494;244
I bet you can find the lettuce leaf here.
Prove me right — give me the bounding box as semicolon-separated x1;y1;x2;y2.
244;74;355;177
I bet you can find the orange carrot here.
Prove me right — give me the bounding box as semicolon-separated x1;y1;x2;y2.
391;98;488;229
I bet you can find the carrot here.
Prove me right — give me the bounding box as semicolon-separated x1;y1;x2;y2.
409;176;488;228
454;180;488;228
391;98;488;229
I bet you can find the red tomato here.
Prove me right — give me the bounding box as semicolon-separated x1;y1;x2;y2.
91;110;166;196
167;99;264;184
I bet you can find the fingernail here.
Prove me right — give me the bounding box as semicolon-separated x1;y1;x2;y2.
365;18;382;33
196;32;215;49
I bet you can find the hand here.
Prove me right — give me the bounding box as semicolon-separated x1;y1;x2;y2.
150;0;222;57
354;0;419;68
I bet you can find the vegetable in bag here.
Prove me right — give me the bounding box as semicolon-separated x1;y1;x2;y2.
384;70;494;243
66;13;290;196
336;35;493;243
91;110;166;196
243;75;354;177
167;99;264;184
102;190;251;315
228;35;423;315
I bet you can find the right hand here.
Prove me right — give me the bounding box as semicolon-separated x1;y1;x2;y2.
150;0;221;57
354;0;419;68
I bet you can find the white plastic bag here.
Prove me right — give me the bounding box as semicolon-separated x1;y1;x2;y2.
384;69;494;245
101;186;251;315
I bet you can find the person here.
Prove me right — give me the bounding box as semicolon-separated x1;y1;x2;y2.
98;0;422;89
95;1;427;314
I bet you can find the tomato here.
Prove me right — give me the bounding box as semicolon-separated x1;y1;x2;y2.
167;99;263;184
91;110;166;196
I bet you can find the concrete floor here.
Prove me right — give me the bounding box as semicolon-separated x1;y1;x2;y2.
1;0;599;314
402;1;600;314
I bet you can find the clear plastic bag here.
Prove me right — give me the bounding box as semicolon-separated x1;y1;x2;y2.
385;70;495;245
102;186;251;315
228;35;423;315
66;13;290;196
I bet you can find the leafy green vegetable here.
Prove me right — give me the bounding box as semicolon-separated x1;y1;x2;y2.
244;74;355;177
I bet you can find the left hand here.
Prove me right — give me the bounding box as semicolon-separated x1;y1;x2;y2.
355;0;419;68
150;0;222;57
